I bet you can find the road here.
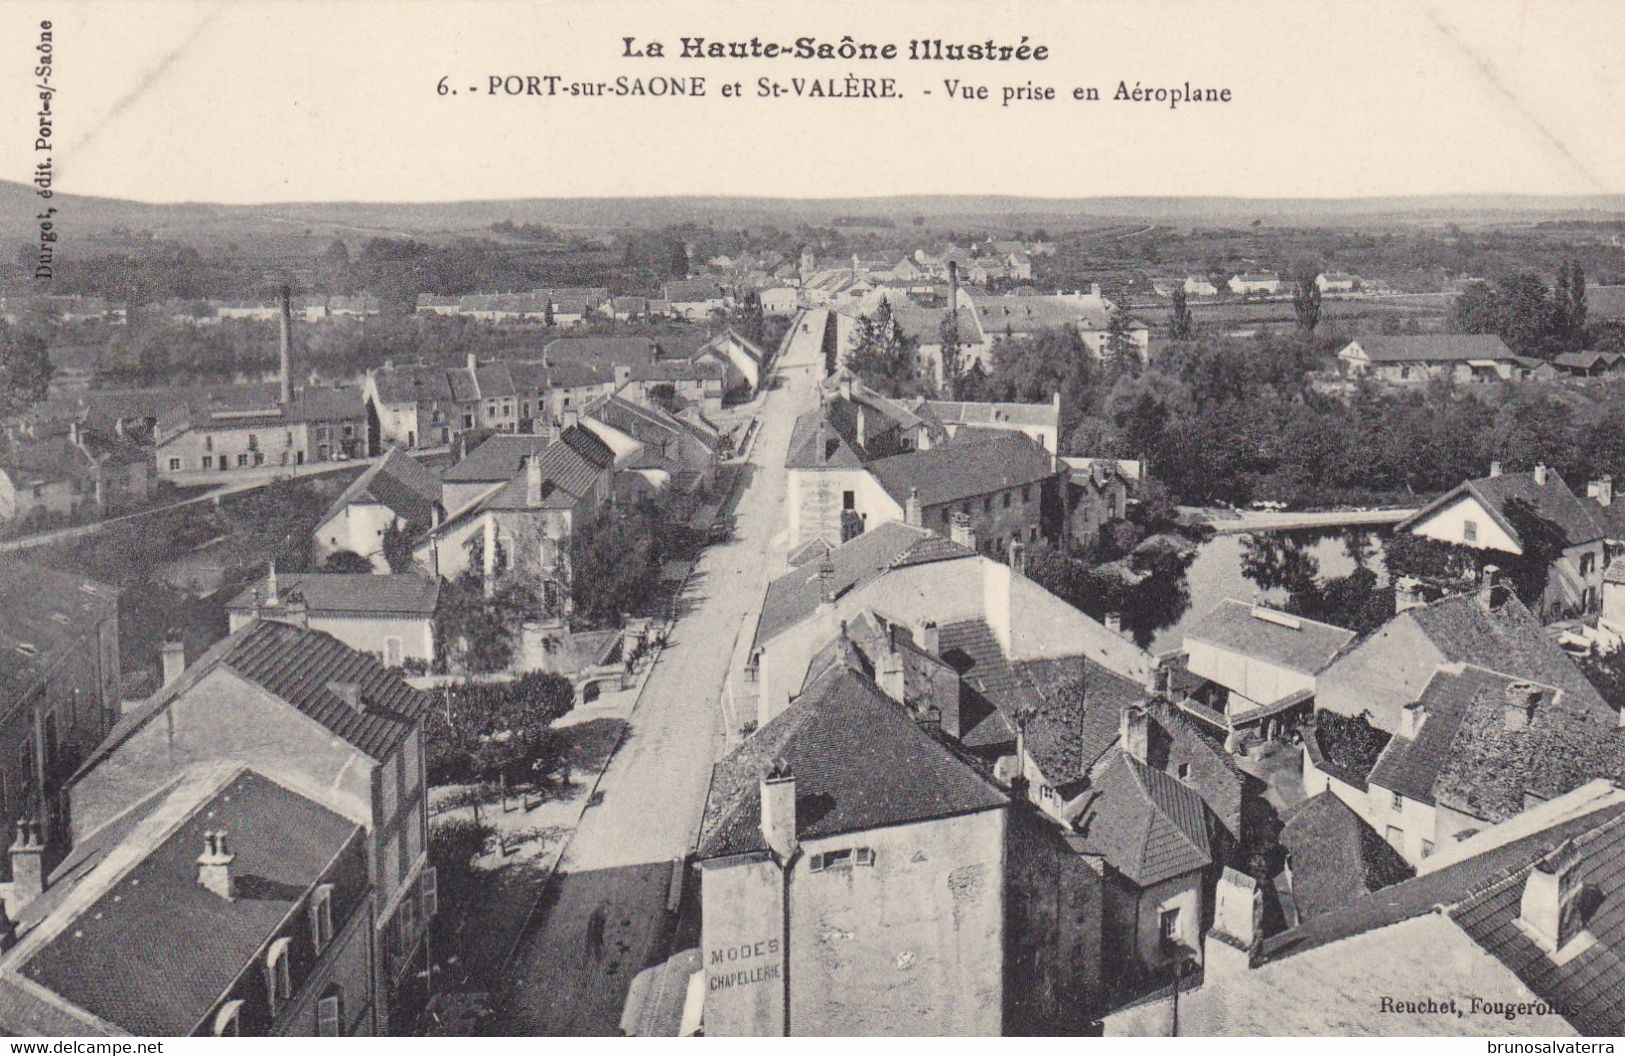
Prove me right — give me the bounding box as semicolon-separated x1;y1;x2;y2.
494;309;827;1035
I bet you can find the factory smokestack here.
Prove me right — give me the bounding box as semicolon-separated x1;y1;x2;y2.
278;285;294;404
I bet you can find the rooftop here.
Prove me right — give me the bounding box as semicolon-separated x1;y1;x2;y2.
1279;792;1413;922
1346;333;1516;363
866;431;1057;509
1182;599;1356;676
1397;467;1607;549
225;572;440;617
316;446;441;528
0;561;119;703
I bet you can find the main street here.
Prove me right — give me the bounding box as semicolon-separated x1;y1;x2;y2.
495;311;828;1035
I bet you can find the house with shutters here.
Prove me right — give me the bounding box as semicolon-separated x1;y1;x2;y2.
0;765;375;1036
1393;462;1608;619
61;620;436;1033
226;567;440;668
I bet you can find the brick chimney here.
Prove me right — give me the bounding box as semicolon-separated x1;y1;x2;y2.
526;454;544;507
161;638;187;687
1518;839;1586;954
905;487;922;527
913;618;939;656
278;285;294;405
1204;867;1263;975
949;511;977;551
1489;460;1503;478
816;553;837;611
1399;699;1427;739
197;830;236;901
878;624;907;703
1009;539;1026;574
1479;564;1504;611
1590;477;1614;508
1534;463;1549;486
1120;704;1149;764
759;761;797;859
1394;575;1426;614
1104;612;1123;636
1503;680;1540;731
8;821;44;905
266;559;279;607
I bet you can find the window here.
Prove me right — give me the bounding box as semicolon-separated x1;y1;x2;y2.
316;986;343;1037
1385;825;1404;845
168;458;181;471
1421;839;1435;858
421;866;439;918
842;490;855;511
212;1000;244;1037
983;496;992;513
202;456;213;469
809;847;873;871
253;452;265;467
265;937;292;1013
384;637;403;667
237;454;249;468
284;431;293;447
279;452;288;466
1463;519;1478;543
204;435;213;452
1176;763;1191;781
1003;491;1011;509
398;888;419;954
310;884;335;953
1159;907;1181;943
1022;485;1032;503
1392;791;1404;812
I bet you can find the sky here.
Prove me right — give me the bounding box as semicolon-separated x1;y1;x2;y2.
2;0;1623;205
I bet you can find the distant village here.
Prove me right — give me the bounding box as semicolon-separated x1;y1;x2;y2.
1;219;1625;1037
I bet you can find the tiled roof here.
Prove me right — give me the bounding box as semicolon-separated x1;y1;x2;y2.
866;431;1057;509
0;560;119;702
628;359;726;383
586;394;683;449
1182;599;1356;675
1073;753;1212;887
285;385;363;422
912;398;1058;430
785;406;868;470
559;423;616;470
697;665;1006;859
1367;665;1521;805
1408;468;1608;549
1279;792;1413;922
1403;591;1611;720
542;336;658;366
1348;334;1515;363
664;280;726;303
1449;810;1625;1036
88;621;429;768
444;433;553;482
752;522;974;650
11;767;359;1036
225;572;440;616
1262;802;1625;964
317;446;441;528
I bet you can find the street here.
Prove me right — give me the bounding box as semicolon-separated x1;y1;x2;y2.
494;311;828;1034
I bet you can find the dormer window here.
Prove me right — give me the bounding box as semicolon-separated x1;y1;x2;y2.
265;937;293;1013
212;999;244;1037
310;884;335;953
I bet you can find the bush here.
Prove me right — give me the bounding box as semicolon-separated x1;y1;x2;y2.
424;672;576;787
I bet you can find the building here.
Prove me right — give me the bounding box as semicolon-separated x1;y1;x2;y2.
226;568;440;668
906;394;1062;454
619;360;728;415
1316;575;1614;735
1314;272;1359;294
747;520;1152;727
1274;791;1413;926
0;765;376;1036
1062;457;1141;548
67;620;436;1032
0;421;151;523
696;663;1011;1035
1336;334;1517;384
1172;600;1357;747
0;561;120;846
1394;463;1607;618
584;394;719;492
663;280;730;320
312;447;444;572
1227;273;1281;296
758;287;799;316
1552;349;1625;378
691;327;766;396
1103;793;1625;1036
1183;276;1218;297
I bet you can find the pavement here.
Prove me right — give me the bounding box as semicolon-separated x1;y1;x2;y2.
492;310;826;1035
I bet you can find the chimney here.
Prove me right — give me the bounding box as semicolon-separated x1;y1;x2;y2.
1399;699;1427;739
1590;477;1614;508
1009;539;1026;574
905;486;923;527
526;454;544;507
839;375;852;402
197;830;236;901
878;624;907;703
548;420;562;444
1535;463;1549;486
1104;611;1123;636
1120;704;1149;764
1204;867;1264;976
614;363;632;389
328;681;365;714
914;618;939;656
1490;460;1504;478
1090;282;1101;300
1503;680;1540;731
1394;575;1426;614
816;553;837;610
161;638;187;687
816;419;830;464
918;705;943;734
278;285;293;404
759;761;797;860
8;821;44;906
1519;839;1586;954
1479;564;1503;611
948;260;960;309
563;408;580;431
949;511;977;551
266;560;279;607
467;352;478;376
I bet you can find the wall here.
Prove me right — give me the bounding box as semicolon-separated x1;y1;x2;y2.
1004;807;1104;1029
1128;870;1203;975
314;502;399;571
157;421;310;479
699;854;787;1036
787;808;1006;1036
1363;777;1441;866
786;467;898;548
1316;615;1445;733
920;478;1044;557
1407;495;1523;555
70;667;375;840
1184;641;1314;710
305;614;434;666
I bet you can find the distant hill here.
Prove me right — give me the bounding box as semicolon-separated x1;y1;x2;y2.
6;180;1625;249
